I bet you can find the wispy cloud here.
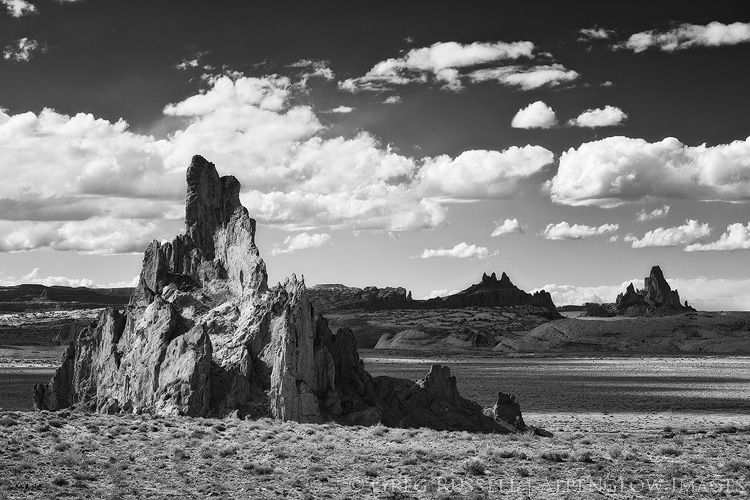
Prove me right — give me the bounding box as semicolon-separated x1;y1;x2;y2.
339;40;535;92
619;21;750;53
577;27;615;42
328;106;353;113
637;205;670;223
469;64;579;90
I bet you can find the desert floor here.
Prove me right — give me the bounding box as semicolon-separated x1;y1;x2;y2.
1;351;749;499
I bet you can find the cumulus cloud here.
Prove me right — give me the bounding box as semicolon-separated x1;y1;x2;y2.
469;64;580;90
637;205;670;222
3;38;47;62
415;147;554;199
271;232;331;255
1;0;36;17
419;242;496;259
0;73;556;253
568;105;627;128
511;101;558;129
537;278;750;311
543;221;618;240
383;96;402;104
549;136;750;207
685;222;750;251
491;218;525;236
339;40;534;92
624;219;711;248
328;106;353;113
621;21;750;53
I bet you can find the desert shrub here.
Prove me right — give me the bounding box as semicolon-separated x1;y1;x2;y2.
724;459;750;472
0;416;18;427
656;446;682;457
364;465;379;477
538;450;569;462
212;423;226;433
413;446;431;457
571;450;594;463
608;445;623;459
517;467;530;477
401;456;419;465
52;477;69;486
72;472;97;481
495;448;527;460
172;447;189;461
199;447;214;459
461;458;486;475
219;444;239;457
54;442;71;452
370;425;389;437
48;419;64;428
243;462;274;475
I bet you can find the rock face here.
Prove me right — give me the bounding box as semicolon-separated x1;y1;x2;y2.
615;266;695;316
308;284;411;312
35;155;524;433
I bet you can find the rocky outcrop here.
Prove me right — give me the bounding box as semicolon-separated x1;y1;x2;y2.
35;155;525;433
428;272;558;315
615;266;695;316
308;284;411;312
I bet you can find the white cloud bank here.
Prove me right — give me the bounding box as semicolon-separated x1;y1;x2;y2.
536;278;750;311
0;73;554;253
511;101;557;129
270;232;331;255
621;22;750;53
419;242;496;259
0;268;139;289
624;219;712;248
549;136;750;207
491;218;525;237
685;222;750;251
568;106;627;128
543;221;618;240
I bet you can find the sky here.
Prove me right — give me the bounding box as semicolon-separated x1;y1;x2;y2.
1;1;749;310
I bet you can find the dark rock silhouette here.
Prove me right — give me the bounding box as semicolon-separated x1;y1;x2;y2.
311;271;559;319
34;155;524;433
615;265;695;316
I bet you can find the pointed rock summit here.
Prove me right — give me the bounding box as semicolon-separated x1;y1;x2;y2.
34;156;525;433
614;265;695;316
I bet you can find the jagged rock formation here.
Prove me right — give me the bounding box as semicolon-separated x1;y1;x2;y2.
427;272;558;315
34;155;524;433
615;266;695;316
311;272;559;318
308;284;411;312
